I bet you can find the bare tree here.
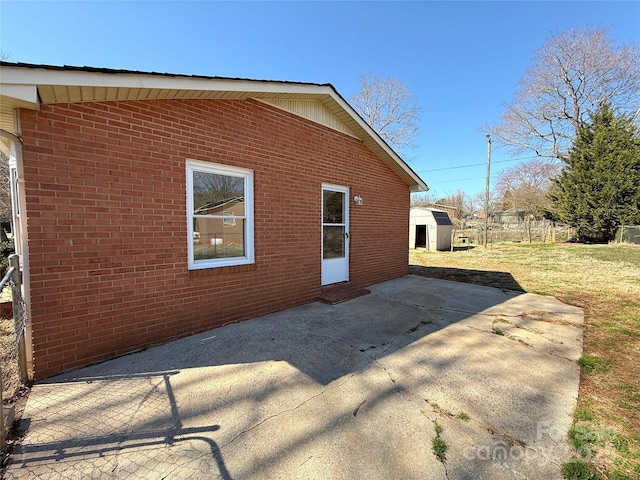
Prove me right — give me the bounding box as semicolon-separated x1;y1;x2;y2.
434;190;468;220
410;192;433;207
1;54;13;234
495;159;561;218
487;27;640;158
192;171;244;212
351;74;420;152
0;151;11;223
0;56;16;266
465;192;484;216
467;190;501;217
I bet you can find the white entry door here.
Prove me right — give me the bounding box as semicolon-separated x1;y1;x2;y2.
321;184;349;286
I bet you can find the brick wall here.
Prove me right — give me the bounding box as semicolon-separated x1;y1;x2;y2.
19;98;410;378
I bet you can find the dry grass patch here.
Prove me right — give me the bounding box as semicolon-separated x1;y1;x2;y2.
1;316;21;401
410;243;640;479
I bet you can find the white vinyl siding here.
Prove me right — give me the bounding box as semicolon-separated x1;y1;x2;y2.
259;99;357;137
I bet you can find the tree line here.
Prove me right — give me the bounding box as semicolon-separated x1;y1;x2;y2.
0;27;637;244
352;27;640;243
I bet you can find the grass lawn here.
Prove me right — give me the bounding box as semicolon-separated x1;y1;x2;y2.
410;242;640;480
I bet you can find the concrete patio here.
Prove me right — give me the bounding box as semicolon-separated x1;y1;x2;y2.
4;275;583;479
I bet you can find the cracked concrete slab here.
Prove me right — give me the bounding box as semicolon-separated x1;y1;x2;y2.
4;275;583;479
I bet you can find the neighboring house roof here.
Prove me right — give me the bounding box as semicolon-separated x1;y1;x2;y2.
194;197;244;215
0;62;428;192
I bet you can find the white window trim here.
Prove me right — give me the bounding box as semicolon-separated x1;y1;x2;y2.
186;159;254;269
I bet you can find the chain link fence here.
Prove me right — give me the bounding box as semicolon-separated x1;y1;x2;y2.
615;225;640;245
1;278;28;400
1;254;30;455
455;221;575;246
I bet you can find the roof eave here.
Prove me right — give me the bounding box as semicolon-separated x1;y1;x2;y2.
321;85;428;192
0;62;428;191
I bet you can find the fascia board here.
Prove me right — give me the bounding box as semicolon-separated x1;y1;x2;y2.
326;90;429;192
0;84;39;108
0;64;428;191
0;66;328;96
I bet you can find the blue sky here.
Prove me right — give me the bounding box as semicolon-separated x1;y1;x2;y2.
1;1;639;200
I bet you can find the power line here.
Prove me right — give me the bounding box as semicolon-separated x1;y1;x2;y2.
416;155;541;173
417;158;517;173
428;176;490;183
418;171;513;184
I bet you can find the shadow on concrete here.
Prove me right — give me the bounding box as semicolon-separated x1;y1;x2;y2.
409;265;525;292
38;275;524;387
39;275;526;387
8;372;232;479
5;275;581;480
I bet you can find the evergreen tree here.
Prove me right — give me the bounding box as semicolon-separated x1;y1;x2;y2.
548;103;640;243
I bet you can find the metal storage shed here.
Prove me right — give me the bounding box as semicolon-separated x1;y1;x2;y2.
409;207;453;251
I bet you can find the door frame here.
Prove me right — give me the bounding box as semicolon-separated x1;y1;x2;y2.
321;183;350;286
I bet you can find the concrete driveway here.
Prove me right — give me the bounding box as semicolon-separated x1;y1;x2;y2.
5;275;583;479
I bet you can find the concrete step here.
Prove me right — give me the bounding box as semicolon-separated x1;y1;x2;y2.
317;284;370;305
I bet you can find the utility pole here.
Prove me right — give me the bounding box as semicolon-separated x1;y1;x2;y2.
483;134;491;248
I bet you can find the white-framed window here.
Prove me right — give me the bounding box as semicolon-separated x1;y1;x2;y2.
186;159;254;269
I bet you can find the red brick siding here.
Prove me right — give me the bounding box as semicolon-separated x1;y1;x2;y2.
19;98;410;378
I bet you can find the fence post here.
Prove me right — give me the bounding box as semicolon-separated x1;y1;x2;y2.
9;254;27;384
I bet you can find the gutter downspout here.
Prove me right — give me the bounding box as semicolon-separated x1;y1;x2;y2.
0;128;33;380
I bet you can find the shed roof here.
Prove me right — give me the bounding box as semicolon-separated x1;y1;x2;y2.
410;207;453;226
431;210;453;226
0;62;427;192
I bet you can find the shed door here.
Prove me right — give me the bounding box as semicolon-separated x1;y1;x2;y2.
321;185;349;285
415;225;427;248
